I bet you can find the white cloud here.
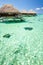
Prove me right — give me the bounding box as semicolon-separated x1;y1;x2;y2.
35;8;40;10
41;7;43;9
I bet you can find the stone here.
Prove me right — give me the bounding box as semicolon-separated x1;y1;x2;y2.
3;34;11;38
24;27;33;30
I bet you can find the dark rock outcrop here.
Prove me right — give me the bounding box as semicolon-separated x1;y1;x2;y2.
24;27;33;31
3;34;11;38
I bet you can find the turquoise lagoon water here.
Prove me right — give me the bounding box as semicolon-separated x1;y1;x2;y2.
0;14;43;65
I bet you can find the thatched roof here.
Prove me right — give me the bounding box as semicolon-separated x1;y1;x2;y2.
21;9;36;15
21;10;27;13
0;4;20;13
28;10;36;14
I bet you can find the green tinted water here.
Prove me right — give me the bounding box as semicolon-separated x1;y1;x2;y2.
0;15;43;65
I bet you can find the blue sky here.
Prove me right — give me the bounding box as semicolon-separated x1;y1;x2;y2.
0;0;43;13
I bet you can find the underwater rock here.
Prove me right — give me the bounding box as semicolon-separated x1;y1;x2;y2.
14;50;20;54
29;22;33;23
24;27;33;31
3;34;11;38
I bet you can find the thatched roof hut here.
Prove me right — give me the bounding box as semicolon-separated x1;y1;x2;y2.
21;10;27;13
0;4;37;17
28;10;36;15
0;4;20;16
21;10;28;15
21;9;37;16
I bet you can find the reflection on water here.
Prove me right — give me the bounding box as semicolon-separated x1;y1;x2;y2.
0;17;26;24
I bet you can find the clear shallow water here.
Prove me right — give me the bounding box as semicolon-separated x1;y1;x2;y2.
0;15;43;65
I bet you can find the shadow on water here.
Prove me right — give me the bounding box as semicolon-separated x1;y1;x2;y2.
24;27;33;31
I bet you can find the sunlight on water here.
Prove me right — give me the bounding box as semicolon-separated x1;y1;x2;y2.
0;14;43;65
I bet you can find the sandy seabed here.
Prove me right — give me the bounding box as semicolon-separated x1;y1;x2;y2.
0;14;43;65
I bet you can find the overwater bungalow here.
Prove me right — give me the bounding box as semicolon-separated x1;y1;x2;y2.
28;10;37;16
0;4;20;17
21;10;28;15
0;5;37;17
0;4;24;22
21;9;37;16
0;4;37;22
